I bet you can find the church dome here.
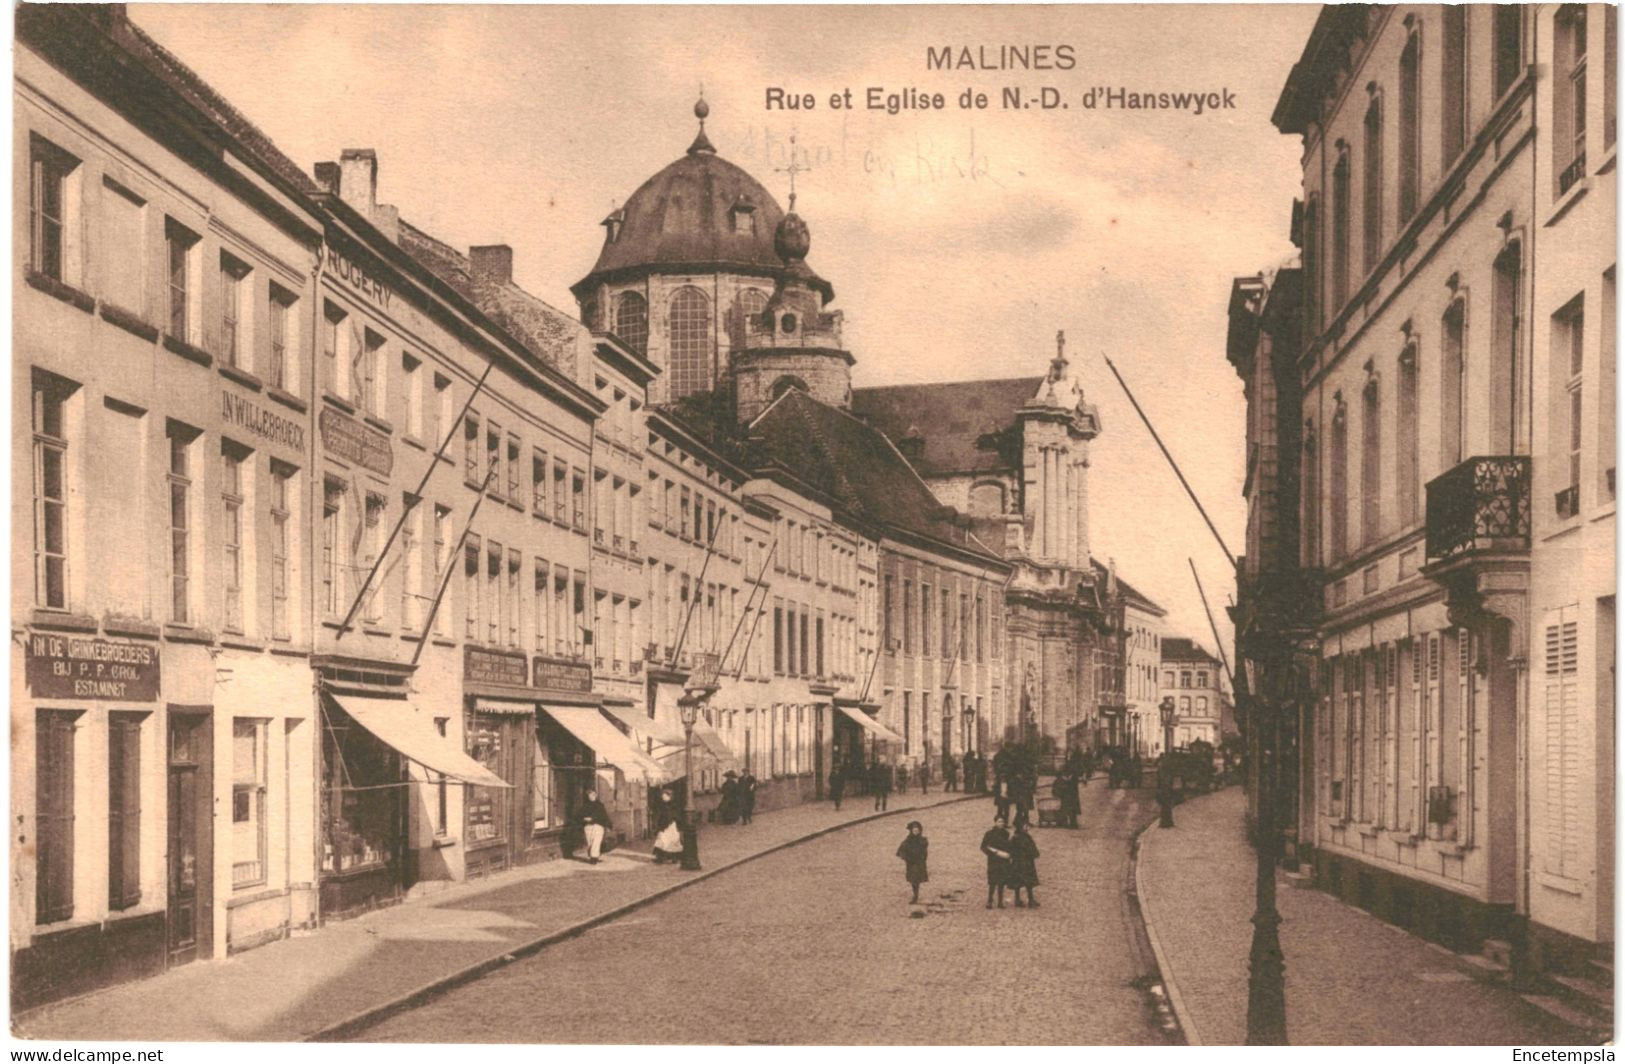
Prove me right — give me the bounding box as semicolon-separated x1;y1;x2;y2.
572;105;831;302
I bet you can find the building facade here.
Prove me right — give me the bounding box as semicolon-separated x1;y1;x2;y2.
1266;3;1616;991
1157;638;1225;753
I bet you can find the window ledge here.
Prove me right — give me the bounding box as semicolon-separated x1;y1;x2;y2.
432;636;457;648
30;610;99;633
431;835;458;850
162;333;213;368
363;626;392;638
164;624;215;645
99;302;159;343
26;271;94;313
218;362;263;392
1535;871;1585;896
103;617;161;639
226;886;281;909
402;435;427;453
218;636;265;653
268;643;308;657
1545;175;1590;228
322;391;357;416
362;413;394;435
265;386;307;414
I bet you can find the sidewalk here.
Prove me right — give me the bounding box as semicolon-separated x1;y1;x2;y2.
1137;787;1581;1046
16;787;972;1043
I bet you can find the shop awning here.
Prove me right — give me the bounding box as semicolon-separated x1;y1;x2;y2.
691;719;736;762
323;692;510;788
540;705;672;784
835;702;905;745
600;702;688;746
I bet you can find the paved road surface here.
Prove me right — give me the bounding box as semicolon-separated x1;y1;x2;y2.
361;783;1164;1044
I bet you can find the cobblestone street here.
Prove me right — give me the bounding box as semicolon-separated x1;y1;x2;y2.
362;784;1164;1044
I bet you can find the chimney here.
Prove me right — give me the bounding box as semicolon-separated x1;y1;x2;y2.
338;148;377;214
312;161;340;195
470;245;514;286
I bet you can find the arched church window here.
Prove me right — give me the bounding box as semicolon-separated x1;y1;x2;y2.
667;286;712;400
729;288;768;351
614;291;648;356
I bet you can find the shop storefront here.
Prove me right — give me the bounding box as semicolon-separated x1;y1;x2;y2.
462;646;541;877
834;699;903;768
318;684;507;917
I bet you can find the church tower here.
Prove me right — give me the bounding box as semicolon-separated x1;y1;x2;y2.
1016;330;1101;579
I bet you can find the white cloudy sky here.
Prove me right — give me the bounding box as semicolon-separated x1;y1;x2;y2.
130;3;1321;667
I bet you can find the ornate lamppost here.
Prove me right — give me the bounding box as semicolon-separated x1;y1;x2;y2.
677;692;706;871
1157;696;1177;828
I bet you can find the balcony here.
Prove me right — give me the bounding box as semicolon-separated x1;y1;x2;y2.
1424;456;1530;562
1555;485;1580;521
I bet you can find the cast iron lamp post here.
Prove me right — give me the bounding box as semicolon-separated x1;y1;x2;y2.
1157;696;1177;828
1159;696;1176;757
677;693;703;871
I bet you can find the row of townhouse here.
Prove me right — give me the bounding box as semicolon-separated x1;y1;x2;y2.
11;4;1052;1011
1231;1;1615;1012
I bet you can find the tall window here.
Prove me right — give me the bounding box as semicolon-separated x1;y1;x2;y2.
232;719;267;888
614;291;648;356
1491;243;1524;453
166;218;199;343
1494;5;1524;98
107;713;142;911
219;253;250;368
322;303;346;396
1556;5;1589;195
1399;33;1421;223
355;328;383;416
1361;377;1382;546
1435;301;1466;475
730;288;769;350
883;575;894;647
322;479;344;617
433;504;451;637
221;445;246;633
168;424;195;623
1363;97;1384;275
667;286;711;399
362;494;385;624
400;501;420;631
1552;295;1586;515
1397;346;1420;525
902;579;914;654
1329;398;1349;561
32;374;72;609
36;710;77;924
403;354;423;439
1602;269;1617;501
1441;7;1468;165
30;136;77;282
270;464;292;640
1303;196;1321;336
268;286;295;392
464;538;481;639
1543;612;1580;876
1332;149;1351;309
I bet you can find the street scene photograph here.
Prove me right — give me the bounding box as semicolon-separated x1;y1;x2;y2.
6;0;1617;1048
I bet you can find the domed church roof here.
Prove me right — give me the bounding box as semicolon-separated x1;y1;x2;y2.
572;102;831;301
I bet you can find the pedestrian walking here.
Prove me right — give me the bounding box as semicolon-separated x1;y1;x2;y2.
651;787;682;864
718;770;741;825
739;770;758;825
574;788;612;865
895;762;909;794
944;751;959;792
1009;821;1040;908
960;750;973;794
870;758;892;811
993;777;1012;823
919;760;930;794
896;820;929;904
980;817;1012;909
829;764;846;810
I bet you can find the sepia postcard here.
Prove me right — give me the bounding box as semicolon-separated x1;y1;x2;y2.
7;1;1617;1050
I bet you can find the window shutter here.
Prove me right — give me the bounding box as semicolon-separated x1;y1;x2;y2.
108;716;142;910
35;711;76;924
1457;629;1473;844
1543;618;1582;875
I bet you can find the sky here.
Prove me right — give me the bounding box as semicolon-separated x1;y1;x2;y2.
129;3;1321;668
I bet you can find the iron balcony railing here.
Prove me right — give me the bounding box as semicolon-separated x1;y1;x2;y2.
1424;455;1531;561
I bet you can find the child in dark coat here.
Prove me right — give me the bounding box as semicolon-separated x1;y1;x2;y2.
896;821;929;903
1009;821;1040;908
980;817;1012;909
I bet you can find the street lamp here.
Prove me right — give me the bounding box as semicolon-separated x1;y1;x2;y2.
1157;697;1177;829
1159;696;1176;756
676;692;705;871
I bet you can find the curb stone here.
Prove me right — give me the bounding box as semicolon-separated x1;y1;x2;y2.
307;792;980;1042
1133;813;1200;1047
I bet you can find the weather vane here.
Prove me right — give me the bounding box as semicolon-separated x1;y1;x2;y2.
776;132;803;212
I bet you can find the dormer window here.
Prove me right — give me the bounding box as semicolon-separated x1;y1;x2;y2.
729;196;757;235
602;207;625;243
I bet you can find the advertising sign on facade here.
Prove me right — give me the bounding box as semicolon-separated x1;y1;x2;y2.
26;633;160;701
465;646;529;687
532;656;592;694
319;406;394;476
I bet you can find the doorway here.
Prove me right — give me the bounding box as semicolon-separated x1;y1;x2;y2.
167;711;213;966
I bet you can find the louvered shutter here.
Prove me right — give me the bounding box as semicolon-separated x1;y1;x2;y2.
1542;617;1582;876
108;716;142;910
35;711;76;924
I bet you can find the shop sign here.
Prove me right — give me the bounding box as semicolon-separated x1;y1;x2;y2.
532;656;592;694
465;646;529;687
26;633;160;701
320;406;394;476
324;245;393;310
222;391;304;453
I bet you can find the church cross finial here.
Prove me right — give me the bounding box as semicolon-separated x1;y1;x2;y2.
776;133;803;212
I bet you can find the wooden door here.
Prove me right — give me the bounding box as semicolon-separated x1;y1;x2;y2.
167;713;213;965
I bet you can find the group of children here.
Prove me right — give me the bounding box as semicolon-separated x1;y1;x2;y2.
894;816;1040;908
